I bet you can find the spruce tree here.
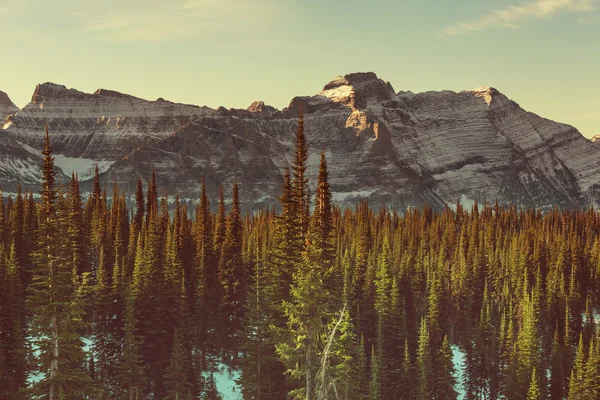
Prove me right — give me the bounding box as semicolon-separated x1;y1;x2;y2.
433;336;457;400
527;367;541;400
276;221;333;400
164;329;193;400
292;108;310;238
27;126;94;399
116;293;146;400
368;344;380;400
218;182;246;356
0;243;27;396
416;317;431;400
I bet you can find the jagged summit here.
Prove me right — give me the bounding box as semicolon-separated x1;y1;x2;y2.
461;86;505;106
247;101;277;115
319;72;395;109
30;82;93;104
1;72;599;211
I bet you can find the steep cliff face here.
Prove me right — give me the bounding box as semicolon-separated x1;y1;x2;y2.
5;82;212;161
1;73;599;211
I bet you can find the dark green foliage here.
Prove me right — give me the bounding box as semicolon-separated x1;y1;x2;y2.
164;330;192;400
26;126;94;399
2;122;600;400
218;182;246;355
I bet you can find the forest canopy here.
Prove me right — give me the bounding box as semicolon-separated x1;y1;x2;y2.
0;117;599;400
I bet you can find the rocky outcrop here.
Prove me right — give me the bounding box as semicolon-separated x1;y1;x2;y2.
1;73;599;211
0;90;19;124
6;82;213;160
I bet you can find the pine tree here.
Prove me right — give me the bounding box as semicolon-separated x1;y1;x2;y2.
276;223;333;400
0;243;27;396
164;329;193;400
27;126;94;399
218;182;246;355
433;336;457;400
239;239;286;400
311;151;334;265
134;177;145;232
568;334;587;399
292;108;310;238
527;367;541;400
549;325;564;400
368;344;380;400
583;333;600;398
399;338;414;399
116;293;146;400
416;317;431;400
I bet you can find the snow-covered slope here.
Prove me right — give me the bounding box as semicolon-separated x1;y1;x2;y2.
0;129;43;188
1;73;600;211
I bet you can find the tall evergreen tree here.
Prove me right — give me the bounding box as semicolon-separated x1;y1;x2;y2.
27;126;94;399
292;108;310;238
164;330;193;400
218;182;246;356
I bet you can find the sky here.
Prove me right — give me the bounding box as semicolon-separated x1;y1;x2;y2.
0;0;598;137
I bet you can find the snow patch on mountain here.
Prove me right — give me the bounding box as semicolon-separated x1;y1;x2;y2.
0;158;38;181
447;194;477;212
53;154;115;180
319;77;354;103
2;72;600;210
333;190;376;203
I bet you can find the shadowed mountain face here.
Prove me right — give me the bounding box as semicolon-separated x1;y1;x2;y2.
0;90;19;123
1;72;599;211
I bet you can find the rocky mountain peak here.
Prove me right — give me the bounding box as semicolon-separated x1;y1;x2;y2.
462;86;508;108
2;72;599;212
320;72;395;110
31;82;85;104
247;101;277;115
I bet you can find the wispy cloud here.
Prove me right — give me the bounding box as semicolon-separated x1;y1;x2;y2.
444;0;597;36
577;15;599;24
78;0;282;43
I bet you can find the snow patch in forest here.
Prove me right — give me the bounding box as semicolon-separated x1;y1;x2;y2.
582;311;600;325
82;335;95;354
26;335;45;385
26;335;95;386
52;154;115;180
452;345;466;400
203;362;242;400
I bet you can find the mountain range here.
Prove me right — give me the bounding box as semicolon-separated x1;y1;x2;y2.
1;72;599;211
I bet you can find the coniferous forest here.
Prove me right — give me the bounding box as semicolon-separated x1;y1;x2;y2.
1;113;600;400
